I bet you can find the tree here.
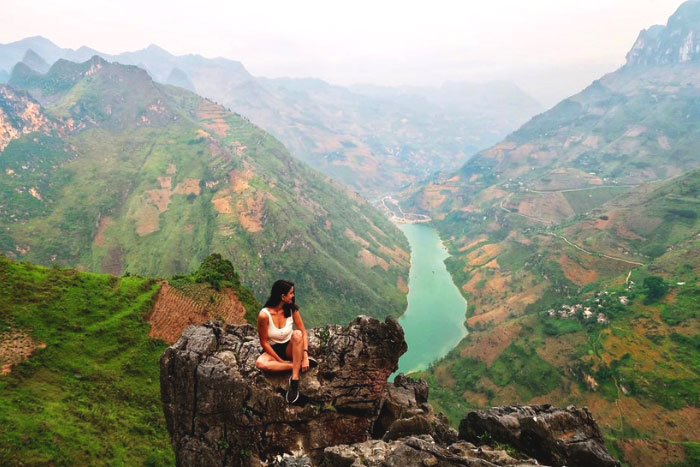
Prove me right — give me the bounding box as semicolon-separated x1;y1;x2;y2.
643;276;668;303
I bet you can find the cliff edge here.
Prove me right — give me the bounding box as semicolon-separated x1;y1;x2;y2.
160;317;618;466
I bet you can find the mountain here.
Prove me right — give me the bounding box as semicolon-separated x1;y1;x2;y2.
626;0;700;66
402;2;700;465
95;48;541;195
0;37;542;196
165;67;195;92
0;56;409;327
20;49;50;74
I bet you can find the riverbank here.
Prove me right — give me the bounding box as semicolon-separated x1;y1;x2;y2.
393;224;468;376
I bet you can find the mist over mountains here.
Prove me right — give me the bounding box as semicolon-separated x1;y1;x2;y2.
0;36;542;195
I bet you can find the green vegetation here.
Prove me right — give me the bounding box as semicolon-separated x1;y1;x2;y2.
1;58;409;327
642;275;668;303
670;442;700;467
0;256;173;466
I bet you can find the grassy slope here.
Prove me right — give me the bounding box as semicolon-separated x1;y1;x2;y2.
399;46;700;466
0;256;173;466
413;172;700;466
1;58;409;327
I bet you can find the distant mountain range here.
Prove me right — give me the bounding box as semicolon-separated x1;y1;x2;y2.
404;1;700;464
0;37;542;196
0;55;410;326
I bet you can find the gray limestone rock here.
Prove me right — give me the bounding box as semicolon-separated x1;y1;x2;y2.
458;405;619;467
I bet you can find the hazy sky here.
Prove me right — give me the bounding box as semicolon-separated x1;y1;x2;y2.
1;0;685;105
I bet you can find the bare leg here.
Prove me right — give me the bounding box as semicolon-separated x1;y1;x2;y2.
256;353;293;372
290;330;303;380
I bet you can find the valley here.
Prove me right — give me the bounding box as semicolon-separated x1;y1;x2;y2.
402;3;700;465
0;1;699;466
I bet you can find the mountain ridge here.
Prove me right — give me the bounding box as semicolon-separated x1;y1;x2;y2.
1;56;409;327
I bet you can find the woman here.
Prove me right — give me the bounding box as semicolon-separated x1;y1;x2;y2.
255;280;312;403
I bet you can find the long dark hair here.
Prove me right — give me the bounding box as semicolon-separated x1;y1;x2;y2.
264;280;297;317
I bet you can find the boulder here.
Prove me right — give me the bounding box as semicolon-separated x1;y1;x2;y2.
321;435;540;467
375;374;457;445
458;405;620;467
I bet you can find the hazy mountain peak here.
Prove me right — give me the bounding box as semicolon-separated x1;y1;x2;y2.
626;0;700;66
143;43;172;57
165;67;195;92
21;49;50;73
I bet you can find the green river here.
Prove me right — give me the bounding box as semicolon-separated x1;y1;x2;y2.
394;223;468;376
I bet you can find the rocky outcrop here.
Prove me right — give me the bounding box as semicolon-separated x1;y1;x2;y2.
322;435;538;467
459;405;620;467
161;318;618;466
160;316;407;465
626;0;700;66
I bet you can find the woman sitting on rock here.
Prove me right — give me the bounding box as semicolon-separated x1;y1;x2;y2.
255;279;313;403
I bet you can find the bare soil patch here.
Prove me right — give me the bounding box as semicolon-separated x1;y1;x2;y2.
146;188;171;213
357;249;390;271
536;333;587;367
237;192;266;233
101;246;123;275
344;227;369;247
477;185;507;204
397;276;408;295
94;215;113;247
135;203;161;236
458;235;488;253
158;176;172;189
467;243;501;266
173;178;201;196
558;254;598;286
212;195;233;215
517;192;574;223
197;101;231;137
618;440;685;467
462;390;489;408
379;245;410;268
148;283;247;344
166;163;177;175
0;329;46;375
230;168;253;193
460;323;521;365
433;364;455;388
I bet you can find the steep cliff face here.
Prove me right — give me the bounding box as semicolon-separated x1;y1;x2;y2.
626;0;700;66
0;85;55;151
160;319;618;466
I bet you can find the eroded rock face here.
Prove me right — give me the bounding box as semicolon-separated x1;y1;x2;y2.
161;318;618;467
321;436;539;467
160;316;407;465
459;405;620;467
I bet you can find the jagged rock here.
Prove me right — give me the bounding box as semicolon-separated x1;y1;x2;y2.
160;316;407;465
321;435;541;467
375;374;457;445
458;405;619;467
160;318;618;466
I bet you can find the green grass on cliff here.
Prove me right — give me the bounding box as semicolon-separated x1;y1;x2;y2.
0;257;173;466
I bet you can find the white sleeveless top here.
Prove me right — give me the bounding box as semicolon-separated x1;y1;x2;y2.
262;308;294;344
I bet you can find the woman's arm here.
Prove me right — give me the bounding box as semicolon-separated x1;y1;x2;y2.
257;312;284;362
